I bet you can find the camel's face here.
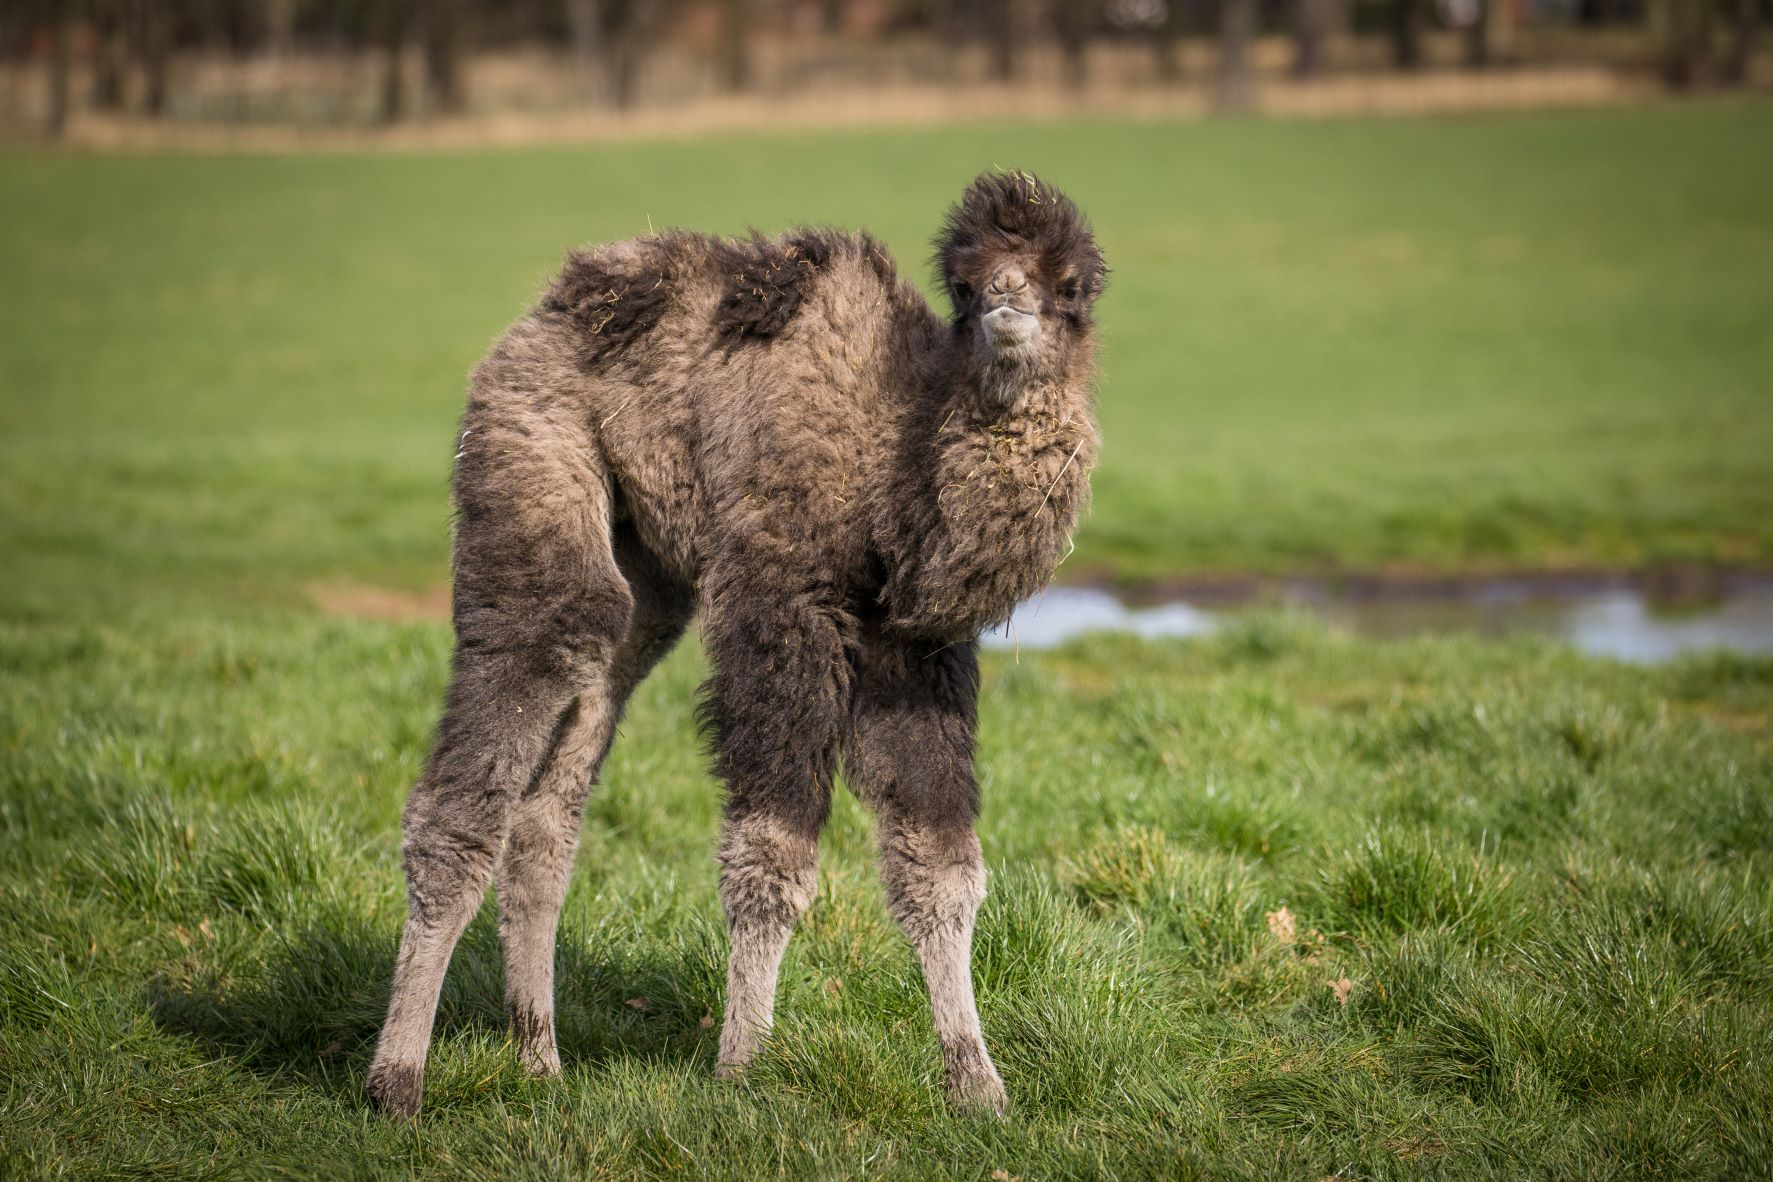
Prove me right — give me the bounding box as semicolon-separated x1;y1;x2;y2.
951;250;1103;391
935;172;1106;392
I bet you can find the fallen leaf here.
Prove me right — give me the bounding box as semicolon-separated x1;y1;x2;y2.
698;1011;714;1029
624;997;650;1011
991;1171;1020;1182
824;977;843;996
1266;907;1296;943
1328;977;1353;1006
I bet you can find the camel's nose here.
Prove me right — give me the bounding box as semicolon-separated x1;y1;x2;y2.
987;268;1028;295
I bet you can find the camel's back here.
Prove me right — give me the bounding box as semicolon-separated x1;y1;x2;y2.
520;227;941;594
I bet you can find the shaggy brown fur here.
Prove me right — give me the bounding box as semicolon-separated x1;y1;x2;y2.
366;171;1106;1119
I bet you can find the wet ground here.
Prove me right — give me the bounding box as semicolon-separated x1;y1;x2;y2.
984;572;1773;663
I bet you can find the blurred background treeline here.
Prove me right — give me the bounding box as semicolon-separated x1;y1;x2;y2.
4;1;1766;141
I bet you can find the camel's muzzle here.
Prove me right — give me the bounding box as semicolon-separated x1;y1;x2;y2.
982;306;1037;351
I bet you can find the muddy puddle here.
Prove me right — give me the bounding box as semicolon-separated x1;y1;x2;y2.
983;572;1773;663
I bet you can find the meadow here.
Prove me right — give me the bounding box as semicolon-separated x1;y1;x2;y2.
2;105;1772;1178
3;103;1772;620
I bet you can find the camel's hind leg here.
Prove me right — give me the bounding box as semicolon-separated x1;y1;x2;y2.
496;527;694;1076
701;585;855;1077
366;399;633;1120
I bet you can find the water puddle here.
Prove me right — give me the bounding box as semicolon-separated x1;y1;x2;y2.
984;574;1773;663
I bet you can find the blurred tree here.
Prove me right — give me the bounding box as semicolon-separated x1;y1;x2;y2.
140;0;173;116
988;0;1017;80
45;3;72;136
1293;0;1338;77
1724;0;1761;84
1217;0;1255;109
1391;0;1424;69
1463;0;1489;67
92;0;129;110
376;0;408;121
1153;0;1186;81
264;0;296;58
1473;0;1518;67
567;0;602;99
1054;0;1094;88
1657;0;1714;87
720;0;752;92
425;0;466;113
564;0;655;109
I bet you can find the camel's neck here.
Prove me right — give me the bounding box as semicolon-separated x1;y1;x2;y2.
869;339;1099;641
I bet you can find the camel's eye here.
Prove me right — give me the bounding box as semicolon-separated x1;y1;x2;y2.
1056;278;1080;302
952;280;974;303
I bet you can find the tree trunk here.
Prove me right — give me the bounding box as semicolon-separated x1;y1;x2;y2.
378;0;407;123
264;0;296;57
1660;0;1715;88
1293;0;1333;78
141;1;172;117
604;1;648;110
424;0;465;114
45;9;72;137
93;0;128;110
1055;0;1091;89
1154;0;1184;82
988;0;1016;81
1217;0;1257;111
719;0;751;93
1391;0;1424;70
1725;0;1761;84
566;0;600;101
1482;0;1515;66
1464;0;1491;67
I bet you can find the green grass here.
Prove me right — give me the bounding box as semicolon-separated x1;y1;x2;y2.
4;106;1773;1177
3;614;1771;1177
3;105;1773;622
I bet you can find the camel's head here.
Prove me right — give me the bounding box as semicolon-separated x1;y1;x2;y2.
934;170;1106;397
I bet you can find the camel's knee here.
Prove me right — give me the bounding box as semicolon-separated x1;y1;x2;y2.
400;834;499;929
718;810;821;930
878;821;986;943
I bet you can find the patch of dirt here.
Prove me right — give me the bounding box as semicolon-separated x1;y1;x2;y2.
310;582;450;623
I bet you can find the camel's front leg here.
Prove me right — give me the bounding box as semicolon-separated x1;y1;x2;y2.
845;633;1007;1114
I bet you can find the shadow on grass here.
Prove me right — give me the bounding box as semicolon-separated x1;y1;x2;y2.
147;906;725;1102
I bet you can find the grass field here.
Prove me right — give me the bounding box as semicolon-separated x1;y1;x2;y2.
3;617;1771;1177
3;105;1773;622
3;105;1772;1178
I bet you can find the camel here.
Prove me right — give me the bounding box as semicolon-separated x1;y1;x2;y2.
366;170;1107;1118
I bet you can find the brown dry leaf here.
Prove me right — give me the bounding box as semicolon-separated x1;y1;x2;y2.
173;927;192;949
1328;977;1354;1006
1265;906;1296;943
624;997;650;1011
824;977;843;996
698;1011;715;1029
198;918;214;940
990;1171;1020;1182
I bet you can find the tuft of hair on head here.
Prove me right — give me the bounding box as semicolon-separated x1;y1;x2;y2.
932;169;1107;324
